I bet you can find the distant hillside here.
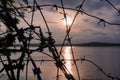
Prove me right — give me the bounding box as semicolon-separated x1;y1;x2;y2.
76;42;120;46
12;42;120;47
55;42;120;46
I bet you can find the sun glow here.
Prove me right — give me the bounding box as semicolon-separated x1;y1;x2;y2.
62;16;73;26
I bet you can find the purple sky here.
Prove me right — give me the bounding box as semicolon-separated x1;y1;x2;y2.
25;0;120;43
1;0;120;44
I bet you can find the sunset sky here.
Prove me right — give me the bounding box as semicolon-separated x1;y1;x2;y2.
2;0;120;44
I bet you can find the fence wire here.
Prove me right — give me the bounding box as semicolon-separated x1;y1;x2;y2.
0;0;120;80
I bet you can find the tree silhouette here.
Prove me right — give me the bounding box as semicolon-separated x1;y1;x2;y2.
0;0;28;31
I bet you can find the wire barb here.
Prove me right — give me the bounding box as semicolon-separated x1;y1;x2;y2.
0;0;120;80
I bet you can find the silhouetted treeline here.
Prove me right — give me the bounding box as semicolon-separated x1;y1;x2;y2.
55;42;120;46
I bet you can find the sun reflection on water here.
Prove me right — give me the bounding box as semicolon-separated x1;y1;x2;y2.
64;46;72;74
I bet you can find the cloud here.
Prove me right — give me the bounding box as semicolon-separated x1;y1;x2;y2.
20;0;120;43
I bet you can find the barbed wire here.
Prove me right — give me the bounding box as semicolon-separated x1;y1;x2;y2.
6;0;120;26
0;0;120;80
0;54;120;80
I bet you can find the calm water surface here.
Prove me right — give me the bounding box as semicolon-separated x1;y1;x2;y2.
0;46;120;80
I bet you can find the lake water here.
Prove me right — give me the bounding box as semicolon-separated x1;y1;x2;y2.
0;46;120;80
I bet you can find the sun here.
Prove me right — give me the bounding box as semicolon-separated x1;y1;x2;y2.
62;16;73;26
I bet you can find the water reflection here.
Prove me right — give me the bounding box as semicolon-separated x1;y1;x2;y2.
64;46;72;74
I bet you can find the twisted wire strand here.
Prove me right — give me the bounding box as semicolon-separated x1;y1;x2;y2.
1;57;120;80
103;0;120;15
0;0;120;80
10;4;120;26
